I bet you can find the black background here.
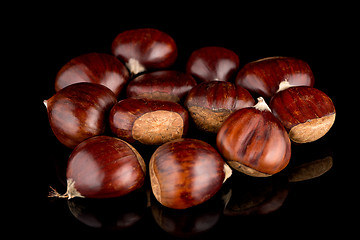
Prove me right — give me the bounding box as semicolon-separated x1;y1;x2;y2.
14;4;354;239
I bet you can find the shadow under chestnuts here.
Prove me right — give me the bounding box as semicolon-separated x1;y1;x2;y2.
45;28;336;215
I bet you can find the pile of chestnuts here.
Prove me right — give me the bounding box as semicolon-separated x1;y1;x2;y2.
45;28;336;209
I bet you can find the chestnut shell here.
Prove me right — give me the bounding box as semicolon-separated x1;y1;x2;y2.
45;82;117;148
150;138;226;209
216;106;291;176
235;56;314;98
55;52;130;97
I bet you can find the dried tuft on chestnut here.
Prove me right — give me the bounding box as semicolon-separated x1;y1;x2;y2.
109;98;189;145
44;82;117;148
216;97;291;177
150;138;232;209
186;46;240;82
55;52;130;97
269;85;336;143
185;81;255;133
235;56;314;98
126;70;197;103
111;28;177;75
49;136;146;199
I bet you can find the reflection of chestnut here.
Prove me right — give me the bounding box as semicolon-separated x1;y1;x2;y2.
44;83;117;148
150;138;232;209
185;81;255;133
109;98;189;145
126;70;197;103
67;189;147;230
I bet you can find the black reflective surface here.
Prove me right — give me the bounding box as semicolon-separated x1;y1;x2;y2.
25;9;352;239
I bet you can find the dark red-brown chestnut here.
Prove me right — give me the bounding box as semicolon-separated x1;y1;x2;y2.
149;138;232;209
235;56;314;98
185;81;255;133
44;82;117;148
55;52;130;97
216;97;291;177
186;46;240;82
111;28;177;75
49;136;146;199
109;98;189;145
269;86;336;143
126;70;197;103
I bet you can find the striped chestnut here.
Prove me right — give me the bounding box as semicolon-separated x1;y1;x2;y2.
55;52;130;97
126;70;197;103
49;136;146;199
216;97;291;177
149;138;232;209
109;98;189;145
269;84;336;143
235;56;314;98
184;81;255;133
186;46;240;82
44;82;117;148
111;28;177;75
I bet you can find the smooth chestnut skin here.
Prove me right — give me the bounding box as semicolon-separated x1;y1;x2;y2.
186;46;240;82
111;28;177;75
269;86;336;143
217;98;291;177
44;82;117;148
185;81;255;133
109;98;189;145
235;56;315;98
64;136;146;199
126;70;197;103
55;53;130;97
150;138;229;209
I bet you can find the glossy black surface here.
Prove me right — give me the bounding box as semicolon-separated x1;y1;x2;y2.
24;8;351;239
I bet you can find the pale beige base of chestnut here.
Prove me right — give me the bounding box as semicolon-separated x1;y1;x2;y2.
227;161;271;177
289;113;336;143
189;106;232;133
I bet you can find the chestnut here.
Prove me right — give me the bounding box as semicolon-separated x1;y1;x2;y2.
186;46;239;82
109;98;189;145
235;56;315;98
149;138;232;209
111;28;177;75
269;85;336;143
44;82;116;148
49;136;146;199
126;70;197;103
55;52;130;97
216;97;291;177
185;81;255;133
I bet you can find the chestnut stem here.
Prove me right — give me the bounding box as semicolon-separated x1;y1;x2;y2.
276;79;293;93
223;163;232;183
43;100;48;109
254;97;271;112
126;58;146;75
48;179;84;199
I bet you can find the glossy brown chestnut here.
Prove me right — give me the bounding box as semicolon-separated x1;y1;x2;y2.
54;53;130;97
185;81;255;133
111;28;177;75
49;136;146;199
44;82;117;148
235;56;315;98
269;86;336;143
216;97;291;177
126;70;197;103
186;46;240;82
109;98;189;145
149;138;232;209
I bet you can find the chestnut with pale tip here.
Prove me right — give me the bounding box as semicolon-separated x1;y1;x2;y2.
109;98;189;145
111;28;178;75
44;82;117;149
216;97;291;177
149;138;232;209
185;81;255;133
269;83;336;143
49;136;146;199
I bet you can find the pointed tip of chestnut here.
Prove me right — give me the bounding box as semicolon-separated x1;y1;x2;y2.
254;97;271;112
43;100;48;108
